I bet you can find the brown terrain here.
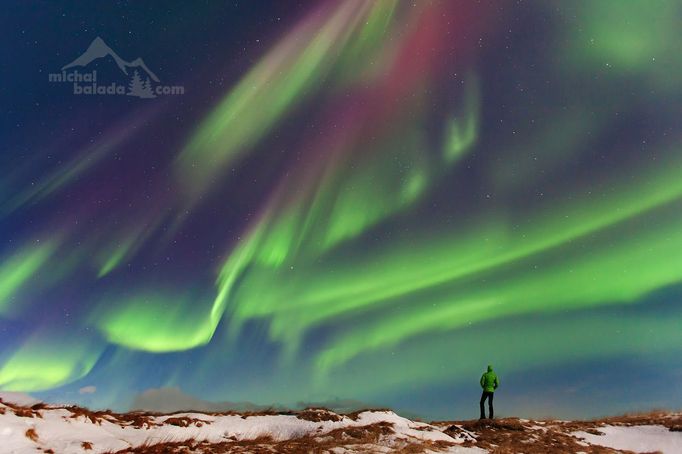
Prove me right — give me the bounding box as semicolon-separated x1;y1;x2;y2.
438;412;682;454
2;396;680;453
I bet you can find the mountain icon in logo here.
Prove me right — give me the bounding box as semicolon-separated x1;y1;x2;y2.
62;36;160;82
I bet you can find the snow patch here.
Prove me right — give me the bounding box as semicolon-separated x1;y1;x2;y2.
573;424;682;454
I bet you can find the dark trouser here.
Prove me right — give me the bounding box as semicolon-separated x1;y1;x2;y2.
480;391;494;419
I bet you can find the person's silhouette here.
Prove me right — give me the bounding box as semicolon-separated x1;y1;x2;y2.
479;364;499;419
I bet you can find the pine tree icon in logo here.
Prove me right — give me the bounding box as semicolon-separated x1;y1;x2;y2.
127;70;156;98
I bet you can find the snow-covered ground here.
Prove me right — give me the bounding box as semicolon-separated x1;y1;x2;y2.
1;393;680;453
0;396;482;453
573;424;682;454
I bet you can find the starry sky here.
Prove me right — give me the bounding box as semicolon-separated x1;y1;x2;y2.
1;0;681;420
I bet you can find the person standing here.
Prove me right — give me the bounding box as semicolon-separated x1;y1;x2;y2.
479;364;499;419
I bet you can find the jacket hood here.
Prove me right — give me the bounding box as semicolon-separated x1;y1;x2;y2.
487;365;493;372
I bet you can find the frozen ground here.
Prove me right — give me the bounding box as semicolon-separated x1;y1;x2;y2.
573;424;682;454
0;395;481;454
1;393;680;453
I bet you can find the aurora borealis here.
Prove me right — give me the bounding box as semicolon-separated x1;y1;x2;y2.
1;0;681;419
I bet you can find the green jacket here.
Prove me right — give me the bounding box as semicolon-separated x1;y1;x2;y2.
480;365;499;393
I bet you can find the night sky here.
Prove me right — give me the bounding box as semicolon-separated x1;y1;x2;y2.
1;0;681;420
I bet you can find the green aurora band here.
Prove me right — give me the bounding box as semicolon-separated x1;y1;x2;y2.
0;240;59;314
174;0;400;204
0;332;103;392
213;146;682;375
93;291;218;352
